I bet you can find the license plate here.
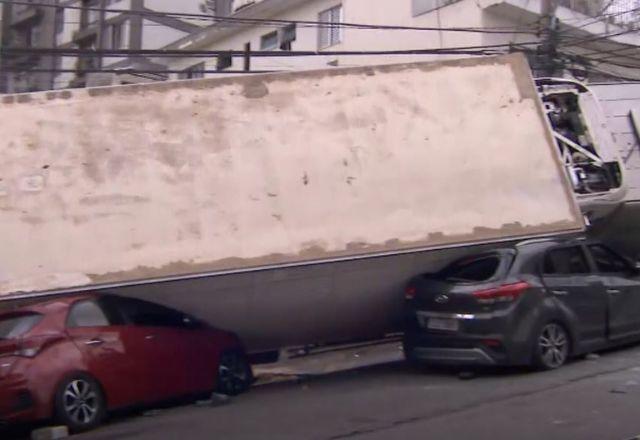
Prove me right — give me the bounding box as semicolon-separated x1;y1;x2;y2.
426;317;459;332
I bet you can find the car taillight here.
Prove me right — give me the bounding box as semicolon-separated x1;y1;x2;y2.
473;281;530;304
405;286;417;300
0;341;20;357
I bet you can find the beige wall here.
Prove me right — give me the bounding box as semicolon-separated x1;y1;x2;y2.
0;54;582;295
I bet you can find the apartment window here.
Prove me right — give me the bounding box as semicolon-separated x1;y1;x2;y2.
217;52;233;71
28;25;41;47
55;8;65;35
111;21;125;49
318;5;342;49
179;62;205;79
279;24;296;51
260;31;278;50
412;0;461;16
81;0;100;27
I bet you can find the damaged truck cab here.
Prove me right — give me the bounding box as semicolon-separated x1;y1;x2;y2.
536;78;626;222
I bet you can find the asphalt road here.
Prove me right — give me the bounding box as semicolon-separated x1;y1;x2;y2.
10;343;640;440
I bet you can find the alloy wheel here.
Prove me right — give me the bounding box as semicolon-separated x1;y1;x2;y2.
538;323;569;369
62;379;99;426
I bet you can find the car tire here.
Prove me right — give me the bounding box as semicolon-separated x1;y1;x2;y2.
54;373;106;432
533;322;570;370
402;338;423;369
216;351;253;396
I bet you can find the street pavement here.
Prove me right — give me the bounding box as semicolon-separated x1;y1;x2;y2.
8;341;640;440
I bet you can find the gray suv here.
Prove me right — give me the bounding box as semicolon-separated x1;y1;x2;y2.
402;238;640;370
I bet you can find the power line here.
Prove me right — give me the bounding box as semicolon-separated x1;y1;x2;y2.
574;42;640;63
557;26;639;48
0;40;544;58
0;0;541;34
558;3;640;32
553;26;640;67
580;64;640;81
1;67;278;74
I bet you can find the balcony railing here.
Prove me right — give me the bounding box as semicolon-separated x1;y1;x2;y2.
559;0;640;27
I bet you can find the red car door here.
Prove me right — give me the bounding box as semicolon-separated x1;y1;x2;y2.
65;299;151;409
181;323;222;393
114;297;192;402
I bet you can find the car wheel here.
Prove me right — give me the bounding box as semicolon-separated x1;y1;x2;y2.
402;338;423;368
533;322;570;370
54;373;106;432
216;351;253;396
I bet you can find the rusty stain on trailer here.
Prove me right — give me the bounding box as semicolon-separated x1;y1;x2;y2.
82;219;578;285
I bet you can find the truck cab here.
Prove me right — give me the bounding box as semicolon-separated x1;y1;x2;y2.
536;78;627;222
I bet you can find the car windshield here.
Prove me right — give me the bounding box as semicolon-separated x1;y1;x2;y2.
0;313;42;340
440;254;502;282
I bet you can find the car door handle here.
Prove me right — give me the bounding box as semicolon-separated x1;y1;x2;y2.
552;290;569;296
85;338;104;346
607;289;622;295
145;335;156;340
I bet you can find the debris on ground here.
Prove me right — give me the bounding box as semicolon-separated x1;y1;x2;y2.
31;426;68;440
143;409;163;417
611;388;628;394
195;393;231;407
610;381;640;395
211;393;231;406
585;353;600;360
252;339;403;385
458;371;476;380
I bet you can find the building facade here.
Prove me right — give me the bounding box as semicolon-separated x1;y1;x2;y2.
0;0;206;93
1;0;638;92
151;0;640;83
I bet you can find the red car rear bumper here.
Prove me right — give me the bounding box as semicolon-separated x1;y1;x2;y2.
0;376;38;423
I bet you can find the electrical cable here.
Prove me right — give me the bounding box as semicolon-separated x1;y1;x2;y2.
0;40;543;58
557;3;640;33
0;0;542;34
0;67;278;74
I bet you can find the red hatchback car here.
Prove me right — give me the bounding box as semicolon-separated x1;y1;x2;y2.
0;293;253;432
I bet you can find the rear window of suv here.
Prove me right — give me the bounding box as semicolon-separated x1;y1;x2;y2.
0;313;42;339
440;254;502;282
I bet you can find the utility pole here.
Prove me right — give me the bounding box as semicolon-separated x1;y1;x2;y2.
539;0;560;76
0;2;12;93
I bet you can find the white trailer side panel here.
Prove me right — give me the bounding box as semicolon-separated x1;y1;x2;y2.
0;54;582;295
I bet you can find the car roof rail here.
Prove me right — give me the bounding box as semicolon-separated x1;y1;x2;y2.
515;235;587;248
515;237;559;247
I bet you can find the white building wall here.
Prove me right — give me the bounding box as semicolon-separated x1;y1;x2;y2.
105;0;133;20
143;0;210;26
141;19;189;50
159;0;540;77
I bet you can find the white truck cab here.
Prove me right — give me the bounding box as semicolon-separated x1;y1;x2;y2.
536;78;627;222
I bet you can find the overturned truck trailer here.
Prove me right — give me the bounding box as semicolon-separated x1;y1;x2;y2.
0;54;586;351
